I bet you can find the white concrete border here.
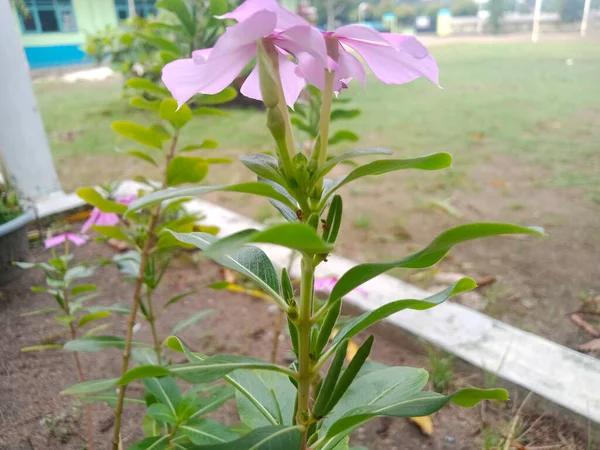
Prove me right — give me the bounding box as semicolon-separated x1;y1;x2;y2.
38;181;600;424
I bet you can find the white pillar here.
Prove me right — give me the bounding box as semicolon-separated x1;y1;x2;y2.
0;0;62;203
531;0;543;42
581;0;592;37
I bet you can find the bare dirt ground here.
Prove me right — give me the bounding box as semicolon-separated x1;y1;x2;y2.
0;240;591;450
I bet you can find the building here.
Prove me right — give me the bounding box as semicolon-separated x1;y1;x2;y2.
12;0;299;70
12;0;159;69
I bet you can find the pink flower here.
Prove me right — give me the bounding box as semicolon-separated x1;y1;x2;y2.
80;196;135;234
296;26;439;91
44;233;88;249
315;277;368;296
81;208;119;234
162;9;327;108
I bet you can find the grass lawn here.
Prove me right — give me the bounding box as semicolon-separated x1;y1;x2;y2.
34;38;600;346
36;39;600;199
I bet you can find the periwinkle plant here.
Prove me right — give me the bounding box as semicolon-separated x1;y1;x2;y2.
64;1;544;449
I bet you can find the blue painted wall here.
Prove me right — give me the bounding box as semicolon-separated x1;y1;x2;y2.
24;45;90;69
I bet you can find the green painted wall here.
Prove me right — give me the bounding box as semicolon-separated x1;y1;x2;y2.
15;0;118;48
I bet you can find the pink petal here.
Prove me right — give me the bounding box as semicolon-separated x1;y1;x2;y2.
94;211;120;227
336;47;367;87
117;195;138;206
44;234;67;249
81;208;100;234
335;24;391;45
314;277;339;293
66;233;88;246
295;53;345;91
192;48;211;63
381;33;429;59
212;10;277;54
217;0;309;29
275;25;328;66
241;53;305;108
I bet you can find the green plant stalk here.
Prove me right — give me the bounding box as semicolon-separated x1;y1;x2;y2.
111;132;179;450
311;70;335;195
60;257;95;450
297;255;314;448
146;288;162;364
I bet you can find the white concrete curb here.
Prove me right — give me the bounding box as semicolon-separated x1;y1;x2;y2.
38;181;600;424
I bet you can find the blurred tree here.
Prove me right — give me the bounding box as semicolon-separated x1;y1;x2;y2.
312;0;362;26
559;0;585;21
9;0;28;15
395;3;417;25
489;0;504;32
452;0;479;16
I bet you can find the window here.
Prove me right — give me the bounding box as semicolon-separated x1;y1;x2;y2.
18;0;77;33
114;0;157;20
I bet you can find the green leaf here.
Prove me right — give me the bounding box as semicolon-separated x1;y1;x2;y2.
112;121;170;149
130;97;161;113
164;290;196;308
330;222;545;300
156;0;195;37
21;307;61;317
325;336;374;417
159;98;193;129
195;87;238;105
80;392;144;407
330;279;475;351
85;304;131;315
126;78;170;97
320;366;429;437
239;154;287;186
181;140;219;152
192;107;230;117
21;344;63;352
64;265;96;284
71;284;97;295
330;109;361;121
258;177;299;223
76;187;127;214
322;389;507;450
328;130;359;146
290;116;315;136
78;311;111;328
322;195;343;244
137;33;181;54
167;232;283;304
118;365;172;385
199;224;333;257
180;419;238;445
142;377;182;414
230;371;282;428
206;157;232;165
314;148;394;180
128;435;169;450
171;309;215;334
166;156;209;186
126;182;298;215
313;340;348;418
169;355;292;384
191;425;302;450
319;153;453;206
126;150;158;166
147;403;178;425
61;378;119;395
63;335;138;352
92;225;134;245
187;385;235;420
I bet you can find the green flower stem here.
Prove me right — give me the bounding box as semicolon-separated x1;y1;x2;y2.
146;288;162;365
311;70;335;194
112;131;180;450
297;254;315;445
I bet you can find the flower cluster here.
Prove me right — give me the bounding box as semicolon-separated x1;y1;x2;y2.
163;0;439;108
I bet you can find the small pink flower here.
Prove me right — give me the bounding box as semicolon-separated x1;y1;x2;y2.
116;195;137;206
81;208;119;234
44;233;88;249
315;277;368;296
